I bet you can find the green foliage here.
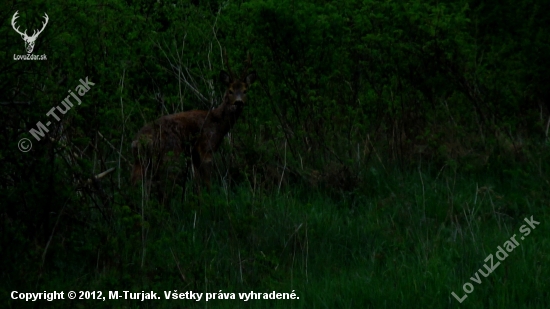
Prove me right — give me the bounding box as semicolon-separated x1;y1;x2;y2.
1;0;549;307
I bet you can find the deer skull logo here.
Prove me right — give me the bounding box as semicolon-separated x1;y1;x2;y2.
11;11;49;54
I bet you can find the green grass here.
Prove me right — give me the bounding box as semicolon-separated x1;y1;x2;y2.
3;162;549;308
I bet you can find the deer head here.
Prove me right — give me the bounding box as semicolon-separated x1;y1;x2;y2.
219;51;257;113
219;70;257;113
11;11;49;54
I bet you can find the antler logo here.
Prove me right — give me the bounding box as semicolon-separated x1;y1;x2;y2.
11;11;49;54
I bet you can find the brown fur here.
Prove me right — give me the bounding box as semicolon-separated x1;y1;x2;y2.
131;70;257;192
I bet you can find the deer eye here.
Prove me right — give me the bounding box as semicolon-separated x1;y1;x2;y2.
229;90;234;95
243;90;247;94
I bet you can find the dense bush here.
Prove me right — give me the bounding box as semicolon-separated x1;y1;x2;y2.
1;0;548;307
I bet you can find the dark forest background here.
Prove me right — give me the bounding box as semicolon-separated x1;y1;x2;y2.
1;0;549;308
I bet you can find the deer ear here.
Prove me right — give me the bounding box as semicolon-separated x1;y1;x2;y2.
220;70;231;86
246;71;257;85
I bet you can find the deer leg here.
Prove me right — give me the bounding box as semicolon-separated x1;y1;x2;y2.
163;152;181;203
191;148;203;196
149;148;169;203
130;140;142;185
131;163;142;185
198;149;214;191
151;156;163;202
199;157;212;192
180;157;191;203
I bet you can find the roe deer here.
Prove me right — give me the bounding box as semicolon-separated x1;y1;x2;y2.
131;58;256;195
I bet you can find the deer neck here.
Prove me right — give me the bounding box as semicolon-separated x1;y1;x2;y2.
210;94;243;133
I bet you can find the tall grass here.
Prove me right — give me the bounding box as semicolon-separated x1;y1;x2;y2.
6;158;548;309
